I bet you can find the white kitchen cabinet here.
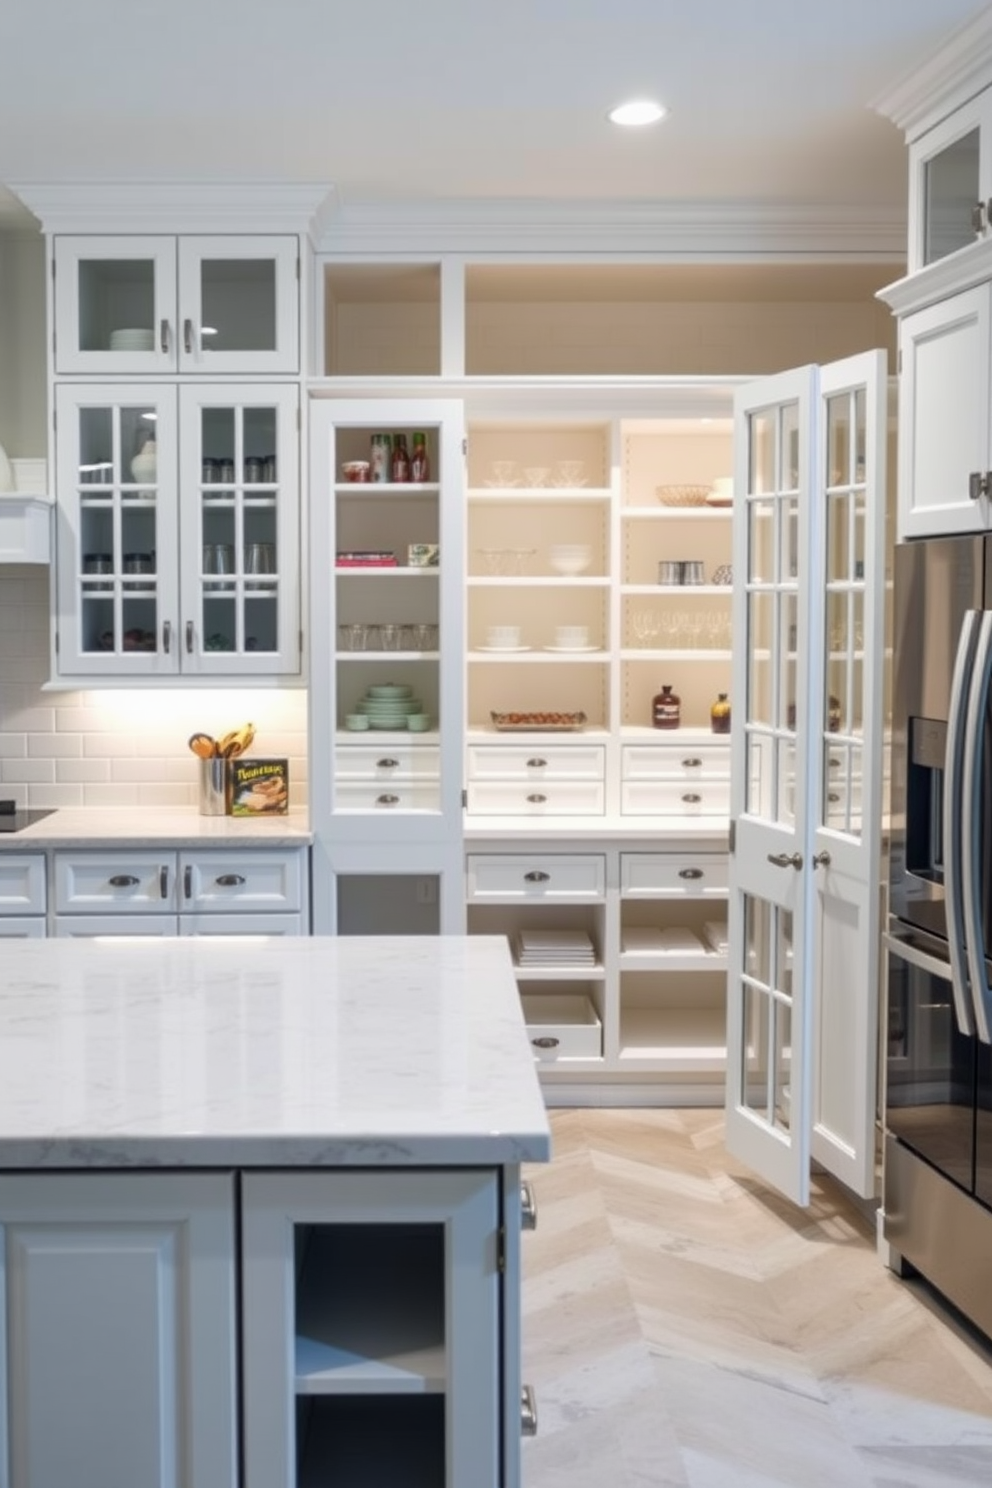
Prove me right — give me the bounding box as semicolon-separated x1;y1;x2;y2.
53;233;300;375
725;351;888;1204
895;286;992;538
0;1171;238;1488
52;846;308;935
906;91;991;271
240;1170;502;1488
0;854;46;922
53;381;301;678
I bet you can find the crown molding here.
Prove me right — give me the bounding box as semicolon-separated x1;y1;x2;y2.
872;8;992;142
6;182;336;236
876;234;992;315
314;197;907;261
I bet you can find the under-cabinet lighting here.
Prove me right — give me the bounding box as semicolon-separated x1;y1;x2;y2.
609;99;666;127
200;326;218;336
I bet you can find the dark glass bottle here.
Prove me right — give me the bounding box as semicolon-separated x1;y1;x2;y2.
652;683;681;729
391;433;411;483
710;692;731;734
411;431;430;482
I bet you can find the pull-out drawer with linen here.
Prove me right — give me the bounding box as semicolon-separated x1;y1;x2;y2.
466;743;605;816
52;847;308;936
620;740;730;817
0;853;47;937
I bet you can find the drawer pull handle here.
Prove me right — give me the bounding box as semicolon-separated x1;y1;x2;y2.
812;851;832;869
162;619;171;654
216;874;246;887
682;757;702;768
160;318;170;354
109;874;139;888
521;1181;538;1230
526;793;548;804
524;870;550;882
186;620;194;654
527;757;548;768
521;1384;538;1437
183;317;194;354
377;758;399;768
377;793;400;805
768;851;804;870
681;793;702;804
828;791;840;803
532;1036;559;1049
679;868;704;880
184;864;192;899
159;865;168;899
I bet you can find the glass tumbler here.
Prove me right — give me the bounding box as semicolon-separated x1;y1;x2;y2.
380;623;403;652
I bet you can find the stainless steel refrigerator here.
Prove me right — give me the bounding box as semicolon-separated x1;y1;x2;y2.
886;534;992;1335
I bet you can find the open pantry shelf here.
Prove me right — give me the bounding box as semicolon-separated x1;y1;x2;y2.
617;1007;728;1071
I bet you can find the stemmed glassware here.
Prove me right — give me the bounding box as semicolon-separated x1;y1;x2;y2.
631;609;660;646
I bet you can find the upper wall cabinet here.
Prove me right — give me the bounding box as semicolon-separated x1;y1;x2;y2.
908;92;991;272
53;235;300;376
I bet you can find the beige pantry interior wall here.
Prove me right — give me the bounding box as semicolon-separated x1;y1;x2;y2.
0;231;47;457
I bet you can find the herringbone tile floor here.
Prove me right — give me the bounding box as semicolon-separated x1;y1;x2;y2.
521;1109;992;1488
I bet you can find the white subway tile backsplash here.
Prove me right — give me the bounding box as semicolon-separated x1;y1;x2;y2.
0;567;309;809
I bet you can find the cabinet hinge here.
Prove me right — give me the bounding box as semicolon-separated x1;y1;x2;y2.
296;255;300;281
299;628;303;653
50;257;55;282
52;406;57;433
462;437;467;457
728;818;736;854
497;1225;506;1274
461;788;467;809
54;628;59;655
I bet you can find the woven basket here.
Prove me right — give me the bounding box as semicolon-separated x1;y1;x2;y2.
655;484;711;507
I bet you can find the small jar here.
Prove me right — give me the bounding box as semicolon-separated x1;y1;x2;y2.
652;683;681;729
244;456;263;484
710;693;731;734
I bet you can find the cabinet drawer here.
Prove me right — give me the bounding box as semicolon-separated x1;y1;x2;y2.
54;852;173;914
621;779;730;816
621;743;730;780
467;854;605;902
334;782;441;812
621;853;729;898
467;780;604;816
467;744;605;780
182;912;305;936
0;854;47;916
53;914;179;937
335;745;440;781
0;917;47;938
180;851;303;914
521;994;603;1061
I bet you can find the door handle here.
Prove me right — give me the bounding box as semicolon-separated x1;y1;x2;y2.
215;874;245;887
767;852;803;870
162;619;171;654
186;620;194;654
160;318;170;354
812;851;831;869
961;609;992;1041
524;870;550;882
946;610;981;1038
183;865;192;900
183;318;194;354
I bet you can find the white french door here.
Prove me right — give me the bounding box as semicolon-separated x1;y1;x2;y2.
725;351;887;1205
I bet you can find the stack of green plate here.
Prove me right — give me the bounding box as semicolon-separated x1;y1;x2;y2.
355;683;425;730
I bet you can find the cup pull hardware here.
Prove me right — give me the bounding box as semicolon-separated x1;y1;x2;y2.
184;865;192;899
162;620;171;654
183;318;194;354
531;1036;559;1049
678;867;704;880
377;758;399;769
972;200;987;234
109;874;139;888
520;1181;538;1231
216;874;246;887
767;851;804;870
969;471;992;502
521;1384;538;1437
524;870;550;882
526;757;548;768
160;318;170;354
376;793;399;805
812;851;832;869
681;792;702;804
681;757;702;768
159;865;168;899
526;793;547;804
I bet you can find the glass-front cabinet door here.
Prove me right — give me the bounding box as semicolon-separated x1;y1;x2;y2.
178;385;300;676
726;353;887;1207
54;235;299;375
908;92;992;271
55;383;180;676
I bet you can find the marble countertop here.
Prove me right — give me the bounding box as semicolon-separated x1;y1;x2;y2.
0;935;550;1169
0;807;313;848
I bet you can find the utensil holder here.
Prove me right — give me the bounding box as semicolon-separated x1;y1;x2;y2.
198;758;228;816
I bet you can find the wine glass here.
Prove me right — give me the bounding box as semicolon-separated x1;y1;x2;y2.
631;609;658;646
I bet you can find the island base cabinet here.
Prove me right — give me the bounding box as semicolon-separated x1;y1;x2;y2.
240;1170;503;1488
0;1172;238;1488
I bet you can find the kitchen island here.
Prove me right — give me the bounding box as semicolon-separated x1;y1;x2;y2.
0;935;550;1488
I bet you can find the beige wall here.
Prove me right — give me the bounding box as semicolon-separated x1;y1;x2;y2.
0;232;47;457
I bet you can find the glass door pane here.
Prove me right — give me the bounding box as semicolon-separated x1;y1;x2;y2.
924;126;980;265
200;259;277;353
177;237;299;373
78;259;155;352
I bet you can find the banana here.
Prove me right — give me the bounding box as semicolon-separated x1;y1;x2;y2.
218;722;255;759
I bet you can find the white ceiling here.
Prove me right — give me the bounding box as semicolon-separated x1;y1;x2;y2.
0;0;987;234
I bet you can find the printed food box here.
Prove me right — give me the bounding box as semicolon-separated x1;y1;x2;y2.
229;759;289;815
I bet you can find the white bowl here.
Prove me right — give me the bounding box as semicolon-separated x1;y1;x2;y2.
549;544;592;576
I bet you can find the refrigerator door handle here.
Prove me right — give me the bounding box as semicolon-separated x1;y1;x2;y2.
882;930;956;983
944;609;980;1037
961;609;992;1043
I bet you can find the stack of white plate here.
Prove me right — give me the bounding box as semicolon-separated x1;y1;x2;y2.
702;920;729;953
515;929;596;966
621;926;705;953
109;327;155;351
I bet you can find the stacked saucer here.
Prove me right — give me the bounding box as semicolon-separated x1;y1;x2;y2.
109;327;155;351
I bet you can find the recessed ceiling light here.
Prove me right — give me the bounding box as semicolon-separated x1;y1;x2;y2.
609;99;666;127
